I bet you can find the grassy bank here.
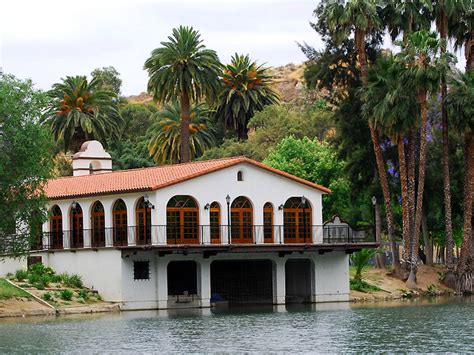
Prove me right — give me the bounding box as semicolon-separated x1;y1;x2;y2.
0;278;31;300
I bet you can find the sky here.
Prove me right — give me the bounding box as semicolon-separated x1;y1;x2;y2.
0;0;323;96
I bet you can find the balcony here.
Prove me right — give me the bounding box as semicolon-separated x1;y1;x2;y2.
32;225;375;251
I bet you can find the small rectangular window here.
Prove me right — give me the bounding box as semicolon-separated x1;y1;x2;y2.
134;260;150;280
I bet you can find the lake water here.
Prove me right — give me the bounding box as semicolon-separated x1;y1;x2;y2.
0;297;473;353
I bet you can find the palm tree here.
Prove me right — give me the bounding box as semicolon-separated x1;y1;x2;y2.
433;0;469;282
362;54;418;271
446;70;474;293
381;0;433;275
448;4;473;71
148;102;216;164
215;54;279;140
399;31;448;288
321;0;401;273
43;76;121;153
144;26;222;163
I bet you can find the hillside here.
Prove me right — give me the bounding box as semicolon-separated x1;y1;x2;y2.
127;63;305;104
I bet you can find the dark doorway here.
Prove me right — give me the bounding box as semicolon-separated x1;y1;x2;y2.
285;259;312;303
167;261;197;295
211;260;273;305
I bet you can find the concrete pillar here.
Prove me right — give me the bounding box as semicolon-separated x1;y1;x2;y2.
81;201;92;248
103;200;113;247
156;257;168;309
61;204;70;249
273;259;286;305
125;197;137;246
198;259;211;308
201;206;211;245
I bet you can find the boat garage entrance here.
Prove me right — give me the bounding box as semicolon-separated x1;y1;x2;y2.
210;260;273;305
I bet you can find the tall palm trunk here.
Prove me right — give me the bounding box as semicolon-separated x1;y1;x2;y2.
407;90;429;288
457;131;474;293
357;28;400;272
398;135;410;271
180;91;191;163
439;5;455;284
406;129;416;274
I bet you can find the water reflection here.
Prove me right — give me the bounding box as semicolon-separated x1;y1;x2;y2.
0;297;472;353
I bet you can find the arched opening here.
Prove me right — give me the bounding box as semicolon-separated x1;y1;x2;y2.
168;261;198;297
91;201;105;247
210;202;221;244
283;197;312;243
113;199;128;246
70;203;84;248
136;197;151;245
285;259;313;303
49;205;63;249
211;260;273;305
237;171;243;181
166;195;199;244
263;202;274;243
231;196;253;244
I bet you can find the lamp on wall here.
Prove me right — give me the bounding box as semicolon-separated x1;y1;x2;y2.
278;204;284;211
71;201;77;210
204;203;210;210
144;194;155;209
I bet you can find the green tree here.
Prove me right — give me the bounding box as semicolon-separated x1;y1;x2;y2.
144;26;221;163
399;31;448;288
91;66;123;96
446;70;474;293
263;136;352;221
42;75;122;153
0;74;53;258
317;0;402;272
432;0;469;284
362;53;418;272
148;102;216;164
216;53;279;140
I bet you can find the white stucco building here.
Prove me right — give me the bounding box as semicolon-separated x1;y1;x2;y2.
1;141;376;310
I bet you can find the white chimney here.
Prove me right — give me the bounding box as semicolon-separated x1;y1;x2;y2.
72;141;112;176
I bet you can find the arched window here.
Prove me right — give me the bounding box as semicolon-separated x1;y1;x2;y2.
237;171;243;181
210;202;221;244
136;197;151;245
91;201;105;247
166;196;199;244
263;202;274;243
283;197;312;243
231;196;253;244
113;199;128;246
70;203;84;248
49;205;63;249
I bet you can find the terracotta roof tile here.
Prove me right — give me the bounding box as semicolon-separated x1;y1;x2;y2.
45;156;331;200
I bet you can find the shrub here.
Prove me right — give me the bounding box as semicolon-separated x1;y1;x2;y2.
28;273;41;284
50;274;62;283
350;248;378;281
29;262;46;275
15;269;28;281
95;294;102;301
78;289;89;300
76;297;85;304
42;292;52;301
60;289;73;301
64;274;83;289
350;279;380;293
426;284;437;296
34;282;45;290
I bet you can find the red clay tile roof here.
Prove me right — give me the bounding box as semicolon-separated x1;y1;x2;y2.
45;156;331;200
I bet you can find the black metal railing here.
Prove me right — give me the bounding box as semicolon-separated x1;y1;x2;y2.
27;224;375;251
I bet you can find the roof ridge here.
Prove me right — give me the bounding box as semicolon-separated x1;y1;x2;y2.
50;155;247;181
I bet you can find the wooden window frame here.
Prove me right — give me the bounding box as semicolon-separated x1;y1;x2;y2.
263;203;274;243
210;202;221;244
70;204;84;248
49;206;63;249
113;200;128;246
136;199;152;246
91;202;105;248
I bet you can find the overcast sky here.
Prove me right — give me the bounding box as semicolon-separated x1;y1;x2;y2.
0;0;323;96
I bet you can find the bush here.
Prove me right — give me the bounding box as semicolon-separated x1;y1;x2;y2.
64;274;83;289
15;269;28;281
350;279;380;293
50;274;62;283
42;292;52;301
28;273;41;284
60;289;73;301
78;289;89;300
96;294;102;301
76;297;85;304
